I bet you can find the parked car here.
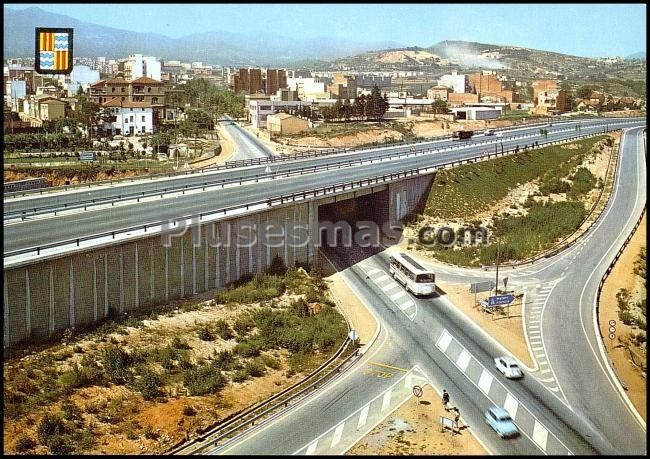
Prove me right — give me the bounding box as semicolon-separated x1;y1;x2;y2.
484;129;495;136
494;356;523;379
485;406;519;438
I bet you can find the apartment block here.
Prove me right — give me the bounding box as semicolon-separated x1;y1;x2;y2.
328;73;357;100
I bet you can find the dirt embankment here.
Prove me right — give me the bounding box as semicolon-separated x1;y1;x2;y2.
279;128;404;148
4;168;146;187
598;214;646;421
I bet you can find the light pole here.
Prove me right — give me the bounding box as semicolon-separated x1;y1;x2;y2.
494;235;501;296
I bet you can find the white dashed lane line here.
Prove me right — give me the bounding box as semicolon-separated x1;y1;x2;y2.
358;262;417;321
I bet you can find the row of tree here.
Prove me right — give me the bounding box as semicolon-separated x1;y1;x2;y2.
320;86;390;122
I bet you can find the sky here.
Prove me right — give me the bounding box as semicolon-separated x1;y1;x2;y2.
6;3;647;57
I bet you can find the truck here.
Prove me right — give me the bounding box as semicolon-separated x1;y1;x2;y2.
452;130;474;140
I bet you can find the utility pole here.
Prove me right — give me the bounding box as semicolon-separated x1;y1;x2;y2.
494;236;501;296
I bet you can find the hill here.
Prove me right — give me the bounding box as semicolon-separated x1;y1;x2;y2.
327;40;646;81
3;6;402;65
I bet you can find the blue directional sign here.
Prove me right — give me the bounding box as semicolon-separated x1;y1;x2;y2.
488;294;515;306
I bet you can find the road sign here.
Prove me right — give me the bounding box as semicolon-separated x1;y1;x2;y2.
412;385;423;398
265;165;272;174
503;277;508;289
470;281;494;294
488;294;515;306
348;330;359;342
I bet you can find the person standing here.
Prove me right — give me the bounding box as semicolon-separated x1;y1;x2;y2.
453;407;461;429
442;389;450;409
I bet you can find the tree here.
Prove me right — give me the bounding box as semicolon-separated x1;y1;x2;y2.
432;99;449;114
333;98;343;121
343;98;352;122
74;99;102;142
353;94;366;120
577;85;593;99
366;86;388;121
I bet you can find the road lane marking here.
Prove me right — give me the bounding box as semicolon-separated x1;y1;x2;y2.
532;421;549;451
504;392;519;420
397;299;414;311
357;405;369;429
330;422;345;448
375;274;389;283
390;290;407;302
367;361;408;372
365;268;380;276
456;349;471;372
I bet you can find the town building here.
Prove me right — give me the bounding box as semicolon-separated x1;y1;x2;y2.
265;69;287;95
90;76;165;125
532;89;568;115
437;70;467;93
7;65;36;95
469;71;515;103
531;80;558;103
427;86;451;101
447;92;479;106
233;68;263;94
450;106;503;120
124;54;162;81
266;113;309;136
248;99;311;129
100;98;154;136
328;73;357;99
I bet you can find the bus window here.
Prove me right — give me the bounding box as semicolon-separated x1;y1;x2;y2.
416;273;435;283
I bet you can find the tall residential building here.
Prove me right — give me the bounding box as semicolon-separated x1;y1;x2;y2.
468;72;515;103
233;68;264;94
328;73;357;99
124;54;162;81
265;69;287;95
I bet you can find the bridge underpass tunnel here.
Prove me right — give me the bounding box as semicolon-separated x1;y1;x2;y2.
317;189;399;255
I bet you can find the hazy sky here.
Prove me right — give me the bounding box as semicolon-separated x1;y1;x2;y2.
6;3;647;57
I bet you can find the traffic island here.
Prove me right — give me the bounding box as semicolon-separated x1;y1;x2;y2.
346;384;486;455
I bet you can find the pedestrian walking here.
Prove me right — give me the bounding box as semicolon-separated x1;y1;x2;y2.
442;389;450;409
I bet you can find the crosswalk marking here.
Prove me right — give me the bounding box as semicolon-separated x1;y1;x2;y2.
456;349;471;371
365;267;380;276
330;422;345;448
390;290;408;302
375;274;389;283
504;392;519;420
306;440;318;455
436;329;453;352
381;282;400;292
381;389;392;411
478;369;494;394
532;420;549;451
357;405;369;429
397;300;414;311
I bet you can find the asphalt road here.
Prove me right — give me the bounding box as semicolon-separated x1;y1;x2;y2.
4;117;642;218
4;119;644;254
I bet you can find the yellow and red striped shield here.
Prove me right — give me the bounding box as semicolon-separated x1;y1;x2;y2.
35;27;73;74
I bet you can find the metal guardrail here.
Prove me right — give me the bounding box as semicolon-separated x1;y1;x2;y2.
7;118;641;199
167;338;360;454
4;126;642;260
8;120;640;219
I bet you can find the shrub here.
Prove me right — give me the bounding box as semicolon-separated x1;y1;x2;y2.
182;405;197;416
539;178;571;195
618;309;634;326
183;365;227;396
61;399;83;424
46;434;74;455
171;337;191;350
213;350;237;371
233;314;256;336
135;368;163;400
58;363;101;394
197;326;215;341
101;345;132;383
231;369;250;383
15;435;37;453
244;360;266;377
37;412;66;445
256;354;280;370
233;335;266;357
289;298;310;318
214;319;235;340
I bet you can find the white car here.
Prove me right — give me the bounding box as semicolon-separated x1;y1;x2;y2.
494;356;523;379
